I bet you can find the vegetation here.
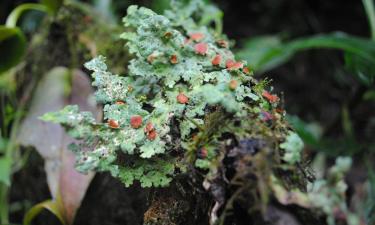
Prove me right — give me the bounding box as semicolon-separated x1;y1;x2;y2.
0;0;374;225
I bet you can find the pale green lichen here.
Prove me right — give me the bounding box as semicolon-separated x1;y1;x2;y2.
272;157;359;225
280;131;304;164
41;0;266;187
308;157;359;225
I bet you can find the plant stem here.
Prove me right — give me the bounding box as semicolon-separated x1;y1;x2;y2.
0;184;9;225
0;73;33;224
363;0;375;41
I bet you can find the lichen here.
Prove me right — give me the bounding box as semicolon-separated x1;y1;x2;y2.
41;0;293;188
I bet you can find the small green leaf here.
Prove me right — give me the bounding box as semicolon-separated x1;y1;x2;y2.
280;131;304;165
236;35;293;73
0;138;8;154
6;3;51;28
151;0;171;13
286;115;322;148
199;5;223;34
363;0;375;40
363;89;375;100
0;26;26;74
344;52;374;86
341;106;353;138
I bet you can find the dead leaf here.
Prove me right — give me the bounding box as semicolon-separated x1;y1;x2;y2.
18;67;100;224
270;175;311;208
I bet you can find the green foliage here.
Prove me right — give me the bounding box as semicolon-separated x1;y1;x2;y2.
19;67;95;225
287;114;362;156
0;157;12;186
235;0;375;166
0;1;59;75
363;0;375;40
308;157;359;225
0;26;26;74
237;33;375;85
286;115;322;149
5;3;50;28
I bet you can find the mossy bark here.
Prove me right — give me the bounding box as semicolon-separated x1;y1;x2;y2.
144;110;325;225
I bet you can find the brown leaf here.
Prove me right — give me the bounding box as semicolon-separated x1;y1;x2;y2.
270;175;311;208
18;67;100;224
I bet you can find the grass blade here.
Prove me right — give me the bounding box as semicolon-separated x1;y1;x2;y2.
237;32;375;75
363;0;375;40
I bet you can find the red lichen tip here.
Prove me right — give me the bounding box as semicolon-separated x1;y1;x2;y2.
164;31;173;39
216;39;228;48
229;80;238;90
147;130;157;141
108;119;119;129
243;66;250;74
130;115;143;129
275;108;284;114
226;59;235;69
197;147;208;159
262;91;279;103
190;32;205;42
170;54;178;64
211;54;221;66
233;62;244;69
177;93;189;104
144;122;156;141
194;43;208;55
115;100;126;105
226;59;243;70
144;122;154;133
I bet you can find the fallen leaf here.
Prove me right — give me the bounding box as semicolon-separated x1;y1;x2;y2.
18;67;100;224
270;175;311;208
